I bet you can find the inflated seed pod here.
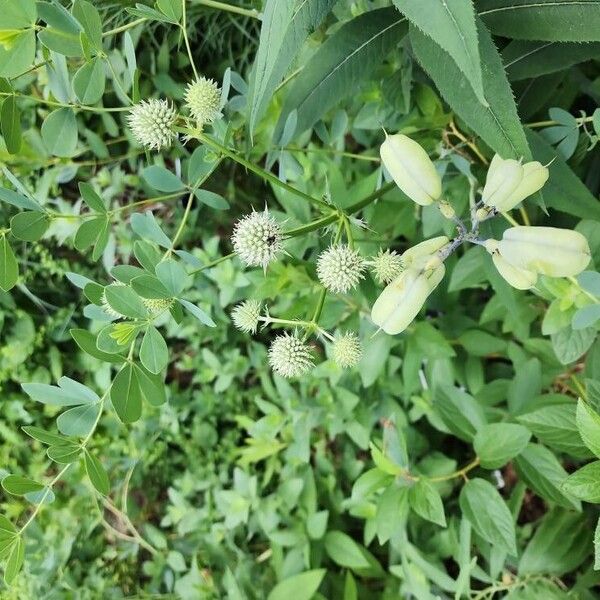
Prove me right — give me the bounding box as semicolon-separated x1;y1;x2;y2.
481;155;524;211
402;236;449;269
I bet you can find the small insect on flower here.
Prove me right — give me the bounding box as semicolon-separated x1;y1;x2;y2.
231;208;283;271
127;99;177;151
143;297;175;314
184;77;222;127
332;332;362;368
268;332;314;378
231;299;262;334
317;245;366;294
370;249;404;285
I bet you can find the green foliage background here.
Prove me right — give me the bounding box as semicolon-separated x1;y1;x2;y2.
1;0;600;598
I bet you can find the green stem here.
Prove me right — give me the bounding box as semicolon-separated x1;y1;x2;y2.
190;0;260;18
181;1;199;80
102;18;147;38
0;92;129;113
527;115;593;129
165;192;195;257
345;181;396;214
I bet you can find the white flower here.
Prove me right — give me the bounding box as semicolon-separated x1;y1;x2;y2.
231;209;283;270
143;297;175;314
101;281;126;319
332;332;362;368
231;300;261;334
268;333;313;378
126;99;177;151
317;245;366;294
184;77;222;127
370;249;404;285
380;133;442;206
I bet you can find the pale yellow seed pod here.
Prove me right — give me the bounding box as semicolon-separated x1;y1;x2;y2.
402;236;449;269
371;264;445;335
498;226;591;277
482;155;524;211
498;161;549;212
485;239;537;290
380;134;442;206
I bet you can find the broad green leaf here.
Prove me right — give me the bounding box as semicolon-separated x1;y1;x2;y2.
134;364;166;407
74;217;106;252
595;517;600;571
408;479;446;527
578;271;600;296
84;451;110;495
155;259;187;295
10;211;50;242
324;530;382;575
1;475;44;496
156;0;182;23
393;0;485;104
72;57;105;104
72;0;103;50
248;0;336;135
131;275;171;299
111;364;142;423
514;443;581;510
37;2;83;57
78;182;106;213
274;7;407;140
194;189;229;210
0;187;41;211
178;298;216;327
1;94;21;154
0;0;36;28
572;305;600;330
104;284;148;319
411;17;530;159
267;569;326;600
519;404;590;458
433;385;487;442
0;30;36;78
41;108;78;157
57;402;101;437
22;426;71;446
70;328;125;363
474;423;531;469
47;443;81;463
576;400;600;459
140;326;168;374
4;536;24;585
142;165;185;192
22;380;95;406
479;0;600;42
0;515;16;537
503;40;600;81
112;265;146;284
551;325;596;365
460;478;517;555
0;236;18;291
562;461;600;502
130;212;172;249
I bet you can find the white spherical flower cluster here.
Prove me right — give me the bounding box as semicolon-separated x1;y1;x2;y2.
143;297;175;314
184;77;222;127
371;249;404;285
127;99;177;151
268;333;313;378
317;245;366;294
231;209;283;270
231;299;262;334
332;332;362;369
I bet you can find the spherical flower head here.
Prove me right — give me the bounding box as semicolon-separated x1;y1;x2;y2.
143;297;175;314
232;209;283;270
371;249;404;285
317;245;366;294
332;332;362;369
231;299;261;334
268;333;313;378
127;99;177;151
184;77;222;127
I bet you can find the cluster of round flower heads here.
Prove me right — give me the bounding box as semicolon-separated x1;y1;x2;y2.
126;76;222;151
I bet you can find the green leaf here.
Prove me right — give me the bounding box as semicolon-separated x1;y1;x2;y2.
393;0;485;104
324;531;379;573
274;7;407;140
178;298;216;327
479;0;600;42
551;325;596;365
37;3;83;56
409;479;446;527
78;182;106;213
1;475;44;496
519;404;590;458
562;461;600;502
578;271;600;296
22;426;71;446
248;0;336;135
131;275;171;299
0;236;18;291
0;515;16;537
460;478;517;555
576;400;600;459
70;328;125;363
474;423;531;469
433;385;487;442
41;108;78;157
10;211;50;242
4;536;24;585
130;212;172;249
267;569;326;600
0;187;41;211
140;326;168;374
514;443;581;510
21;379;96;407
142;165;184;193
72;57;105;104
0;0;36;28
111;364;142;423
411;17;530;159
84;451;110;495
134;364;166;407
104;284;148;319
155;259;187;295
1;95;21;154
573;305;600;330
156;0;182;23
595;517;600;571
0;30;36;78
72;0;103;50
193;189;229;210
47;443;81;463
57;402;101;437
